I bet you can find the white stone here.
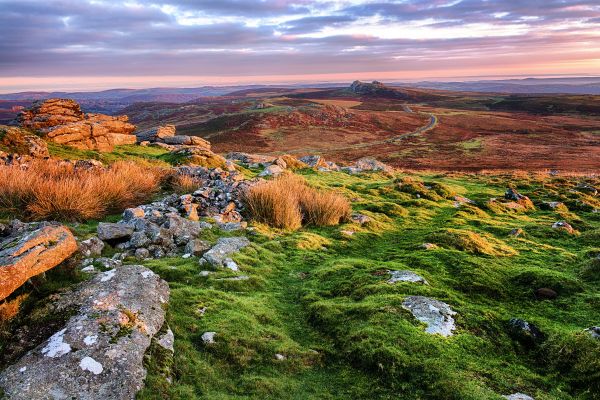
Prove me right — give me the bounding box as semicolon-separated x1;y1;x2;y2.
100;269;116;282
84;335;98;346
201;331;216;344
388;270;428;285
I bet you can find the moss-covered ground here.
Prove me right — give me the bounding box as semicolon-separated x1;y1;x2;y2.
133;170;600;399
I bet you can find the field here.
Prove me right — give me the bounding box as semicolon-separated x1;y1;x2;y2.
123;86;600;172
128;168;600;399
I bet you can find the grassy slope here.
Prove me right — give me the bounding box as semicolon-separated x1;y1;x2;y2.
134;170;600;399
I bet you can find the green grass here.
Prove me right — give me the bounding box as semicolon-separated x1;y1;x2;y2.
133;170;600;399
46;143;173;165
457;138;483;151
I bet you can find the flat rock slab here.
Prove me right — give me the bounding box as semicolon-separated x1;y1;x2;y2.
402;296;456;337
0;265;169;400
201;237;250;267
0;223;77;301
388;270;428;285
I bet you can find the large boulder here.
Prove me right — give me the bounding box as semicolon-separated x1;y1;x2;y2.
0;265;169;399
136;125;176;143
16;99;137;152
0;222;78;301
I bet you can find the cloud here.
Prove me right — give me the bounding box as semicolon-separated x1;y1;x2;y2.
0;0;599;89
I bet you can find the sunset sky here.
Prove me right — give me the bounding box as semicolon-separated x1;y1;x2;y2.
1;0;599;92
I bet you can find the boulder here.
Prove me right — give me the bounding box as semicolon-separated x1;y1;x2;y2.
0;223;78;301
136;125;176;143
184;239;211;256
402;296;456;337
200;237;250;267
78;236;105;258
171;147;228;169
584;326;600;339
0;265;169;400
342;157;393;174
97;222;134;242
259;164;285;177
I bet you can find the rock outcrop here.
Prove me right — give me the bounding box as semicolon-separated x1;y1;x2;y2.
0;126;49;158
0;221;78;301
0;265;169;400
17;99;136;152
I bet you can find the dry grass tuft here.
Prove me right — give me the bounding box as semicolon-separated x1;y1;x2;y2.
244;173;350;230
0;160;164;221
170;174;204;194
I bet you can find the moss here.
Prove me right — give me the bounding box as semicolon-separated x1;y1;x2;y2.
427;228;517;256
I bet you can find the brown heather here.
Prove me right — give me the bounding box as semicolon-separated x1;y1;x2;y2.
244;173;350;230
170;173;204;194
0;160;163;221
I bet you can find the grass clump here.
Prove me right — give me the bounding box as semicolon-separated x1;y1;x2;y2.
428;228;517;256
244;173;350;230
0;160;164;221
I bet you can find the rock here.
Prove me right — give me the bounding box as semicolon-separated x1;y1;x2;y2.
275;353;286;361
97;222;134;242
200;237;250;267
534;287;558;300
402;296;456;337
453;195;476;205
353;157;394;173
575;183;598;196
226;152;276;168
350;213;370;225
505;188;527;202
540;201;565;210
508;318;544;346
0;126;49;158
504;394;535;400
78;236;105;258
123;207;145;221
259;164;285;177
299;155;328;168
135;248;150;260
170;147;228;169
184;239;211;256
551;221;575;234
201;331;216;344
388;270;428;285
16;99;136;152
129;231;151;248
508;228;524;237
421;242;438;250
0;223;78;301
136;125;176;143
0;265;169;399
584;326;600;339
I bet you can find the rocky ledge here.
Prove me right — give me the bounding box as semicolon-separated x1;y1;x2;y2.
0;265;169;400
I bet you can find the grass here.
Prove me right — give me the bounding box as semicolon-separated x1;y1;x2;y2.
244;173;350;230
0;160;164;221
46;143;173;166
2;167;599;399
134;170;600;399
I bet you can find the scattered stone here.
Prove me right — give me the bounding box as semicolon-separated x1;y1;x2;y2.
402;296;456;337
123;207;145;221
340;230;355;236
421;242;438;250
342;157;393;174
551;221;575;234
508;318;544;346
388;270;428;285
200;237;250;267
0;222;78;301
453;195;476;205
97;222;134;242
157;327;175;353
504;394;535;400
0;265;169;400
259;164;285;177
78;236;105;258
584;326;600;339
534;288;558;300
275;353;286;361
201;332;216;344
184;239;212;256
508;228;524;237
350;213;370;225
135;248;150;260
540;201;565;210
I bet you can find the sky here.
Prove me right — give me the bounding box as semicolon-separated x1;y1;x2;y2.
0;0;599;92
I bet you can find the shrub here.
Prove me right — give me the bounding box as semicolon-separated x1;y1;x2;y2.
0;160;163;221
243;173;350;230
